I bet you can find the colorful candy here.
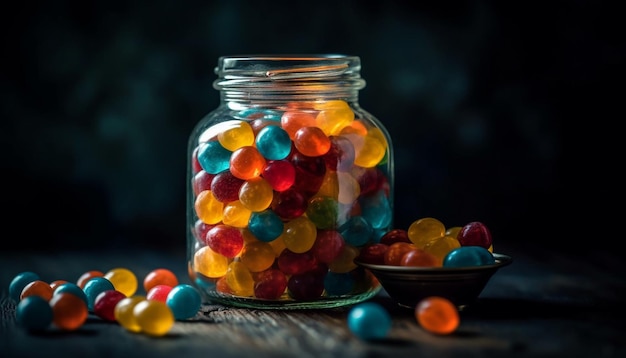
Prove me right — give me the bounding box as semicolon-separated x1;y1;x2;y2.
93;290;127;321
133;300;174;337
189;100;393;303
9;271;40;301
15;296;53;332
415;296;460;335
166;284;202;320
347;302;391;340
356;219;496;269
9;266;194;337
143;268;179;293
104;267;138;297
49;292;88;331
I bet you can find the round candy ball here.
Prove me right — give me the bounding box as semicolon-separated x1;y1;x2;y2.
415;296;459;335
166;284;202;320
16;295;53;332
347;302;391;340
9;271;40;301
443;246;495;268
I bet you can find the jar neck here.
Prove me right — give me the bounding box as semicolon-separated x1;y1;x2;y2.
213;55;366;106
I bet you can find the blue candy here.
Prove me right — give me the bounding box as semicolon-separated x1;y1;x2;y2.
255;125;292;160
443;246;495;267
53;282;88;305
347;302;391;340
9;271;40;301
16;296;53;332
83;277;115;312
166;284;202;320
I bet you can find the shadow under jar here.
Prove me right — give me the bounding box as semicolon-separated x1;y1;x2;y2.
187;55;394;309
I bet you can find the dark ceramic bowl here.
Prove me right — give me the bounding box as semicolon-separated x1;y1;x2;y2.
354;253;512;309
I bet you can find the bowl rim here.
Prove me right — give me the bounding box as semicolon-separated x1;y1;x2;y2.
354;252;512;274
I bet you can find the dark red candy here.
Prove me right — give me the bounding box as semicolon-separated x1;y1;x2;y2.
93;290;126;321
192;170;216;196
210;170;245;203
457;221;493;249
379;229;410;245
271;189;307;220
290;151;326;198
287;272;324;300
277;250;318;275
357;243;389;265
254;269;288;300
310;230;345;264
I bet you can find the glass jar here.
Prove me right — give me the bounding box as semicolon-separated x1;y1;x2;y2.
187;55;394;309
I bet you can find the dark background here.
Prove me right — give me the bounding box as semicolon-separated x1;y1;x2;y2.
1;1;621;255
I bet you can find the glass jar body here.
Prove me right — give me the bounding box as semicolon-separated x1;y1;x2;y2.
186;55;394;309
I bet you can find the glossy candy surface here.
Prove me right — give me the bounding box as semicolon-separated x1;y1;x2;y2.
443;246;495;268
189;96;393;306
114;296;146;333
94;290;127;321
146;284;173;302
104;267;138;297
166;284;202;320
49;292;88;330
15;295;53;332
457;221;493;249
347;302;391;340
20;280;53;301
144;268;179;293
9;271;40;301
133;300;175;336
415;296;460;335
83;277;115;311
76;270;104;289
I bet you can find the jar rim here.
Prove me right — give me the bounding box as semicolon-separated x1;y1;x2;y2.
215;54;361;80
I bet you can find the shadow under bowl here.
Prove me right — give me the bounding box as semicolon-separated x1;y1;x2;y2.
354;253;512;309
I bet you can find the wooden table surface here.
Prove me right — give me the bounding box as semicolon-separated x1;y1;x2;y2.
1;242;625;358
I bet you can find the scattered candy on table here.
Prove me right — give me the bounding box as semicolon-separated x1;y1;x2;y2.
7;267;202;337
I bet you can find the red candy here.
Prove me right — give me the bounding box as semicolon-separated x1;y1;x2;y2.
93;290;126;321
457;221;492;249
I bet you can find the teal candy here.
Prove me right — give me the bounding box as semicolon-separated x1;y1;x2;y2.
359;190;392;230
347;302;391;340
324;272;355;296
238;108;283;121
339;216;373;246
83;277;115;312
9;271;40;301
443;246;495;268
248;210;284;242
166;284;202;320
16;296;53;332
197;141;232;174
53;282;88;304
255;125;292;160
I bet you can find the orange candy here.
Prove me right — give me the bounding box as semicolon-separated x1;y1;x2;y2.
20;280;53;301
383;242;415;266
77;270;104;289
49;292;88;331
143;268;179;293
400;248;438;267
415;296;460;335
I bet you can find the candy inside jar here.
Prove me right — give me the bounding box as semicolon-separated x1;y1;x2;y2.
186;55;394;309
